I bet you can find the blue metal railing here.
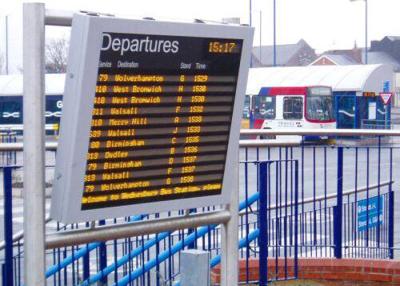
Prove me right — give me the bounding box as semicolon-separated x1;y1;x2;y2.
110;188;262;286
3;167;13;286
0;139;397;285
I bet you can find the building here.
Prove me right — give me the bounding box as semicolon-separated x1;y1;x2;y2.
251;39;316;68
310;54;359;66
310;47;400;72
370;36;400;63
309;42;400;106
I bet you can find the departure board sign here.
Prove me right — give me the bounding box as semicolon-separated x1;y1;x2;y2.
50;14;253;223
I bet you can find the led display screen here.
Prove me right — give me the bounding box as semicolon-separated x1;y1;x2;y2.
50;14;253;223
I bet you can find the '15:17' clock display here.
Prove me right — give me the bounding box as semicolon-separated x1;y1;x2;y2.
208;41;241;53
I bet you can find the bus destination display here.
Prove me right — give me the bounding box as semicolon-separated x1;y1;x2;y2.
82;33;243;210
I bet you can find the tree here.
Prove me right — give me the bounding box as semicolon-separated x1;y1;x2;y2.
45;37;68;73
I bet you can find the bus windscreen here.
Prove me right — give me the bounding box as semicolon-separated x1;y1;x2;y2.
306;87;334;122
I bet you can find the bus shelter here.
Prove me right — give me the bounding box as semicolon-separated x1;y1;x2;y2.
246;64;394;129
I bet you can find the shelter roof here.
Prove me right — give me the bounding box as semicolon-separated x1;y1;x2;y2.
246;64;393;95
0;74;65;95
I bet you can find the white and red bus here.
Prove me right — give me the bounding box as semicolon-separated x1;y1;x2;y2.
249;86;336;140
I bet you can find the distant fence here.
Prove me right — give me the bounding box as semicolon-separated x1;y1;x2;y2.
361;118;400;132
0;131;17;167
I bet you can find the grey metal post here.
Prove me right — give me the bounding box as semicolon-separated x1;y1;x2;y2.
180;250;210;286
221;150;239;286
23;3;46;285
249;0;252;68
349;0;367;63
365;0;368;64
5;15;9;74
273;0;277;66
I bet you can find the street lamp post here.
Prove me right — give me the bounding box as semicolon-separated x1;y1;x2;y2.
260;10;262;64
250;0;275;67
350;0;368;64
250;0;253;67
273;0;276;66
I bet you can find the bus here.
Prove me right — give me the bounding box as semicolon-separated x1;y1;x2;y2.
241;94;252;129
0;74;65;134
249;86;336;141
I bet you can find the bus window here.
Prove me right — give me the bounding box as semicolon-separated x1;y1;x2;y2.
243;95;251;119
0;96;23;125
254;96;276;119
283;97;303;120
306;87;334;121
45;95;63;124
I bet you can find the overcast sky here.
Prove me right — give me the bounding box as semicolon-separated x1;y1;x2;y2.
2;0;400;53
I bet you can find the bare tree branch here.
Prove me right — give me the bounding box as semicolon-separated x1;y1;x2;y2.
45;37;68;73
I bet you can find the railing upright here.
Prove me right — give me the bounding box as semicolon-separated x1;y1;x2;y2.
83;223;91;281
389;148;394;259
99;220;107;285
294;161;299;278
258;162;269;286
377;137;382;249
1;264;5;286
244;148;250;284
3;167;13;286
334;147;343;259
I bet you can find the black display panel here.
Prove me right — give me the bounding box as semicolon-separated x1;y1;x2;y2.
81;32;243;210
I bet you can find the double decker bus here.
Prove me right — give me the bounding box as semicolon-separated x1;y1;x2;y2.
249;86;336;140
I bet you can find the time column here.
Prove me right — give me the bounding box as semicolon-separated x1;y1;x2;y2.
180;75;208;186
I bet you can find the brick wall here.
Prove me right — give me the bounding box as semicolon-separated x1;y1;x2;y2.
212;258;400;285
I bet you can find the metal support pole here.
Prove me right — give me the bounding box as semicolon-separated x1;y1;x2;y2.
46;210;230;249
180;250;210;286
83;244;90;280
221;151;239;286
249;0;252;27
23;3;46;285
45;9;73;26
249;0;253;67
350;0;367;63
273;0;277;66
187;209;197;249
365;0;368;64
389;148;394;259
294;161;299;278
3;167;13;286
1;264;5;286
98;220;107;285
389;190;394;259
377;137;381;248
334;147;343;259
5;15;9;74
258;162;268;286
259;11;262;64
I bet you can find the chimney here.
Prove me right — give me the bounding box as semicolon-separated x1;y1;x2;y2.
222;18;240;24
352;46;362;63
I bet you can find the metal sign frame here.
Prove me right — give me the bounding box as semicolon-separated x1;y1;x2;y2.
50;14;253;223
